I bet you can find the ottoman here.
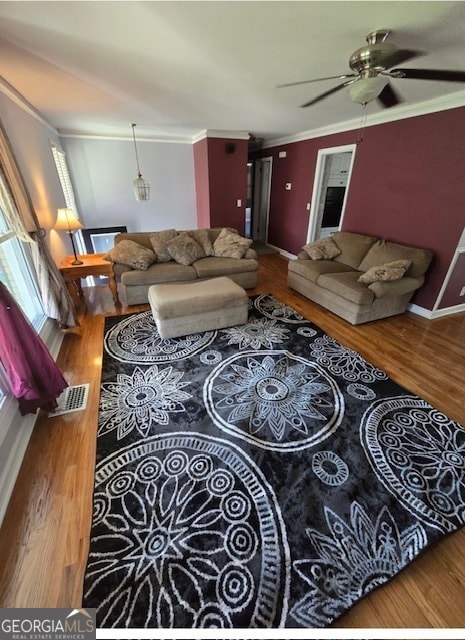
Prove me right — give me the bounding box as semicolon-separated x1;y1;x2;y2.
148;276;248;339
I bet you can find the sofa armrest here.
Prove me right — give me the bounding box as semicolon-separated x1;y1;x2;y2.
244;248;258;260
368;275;424;299
112;263;133;277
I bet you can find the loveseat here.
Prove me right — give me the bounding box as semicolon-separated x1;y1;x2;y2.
287;231;433;324
104;227;258;305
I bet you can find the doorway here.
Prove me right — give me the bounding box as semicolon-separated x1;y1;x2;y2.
307;145;356;242
248;156;272;243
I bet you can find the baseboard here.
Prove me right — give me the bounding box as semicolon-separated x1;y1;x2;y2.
409;302;465;319
431;302;465;318
0;410;36;525
407;303;433;319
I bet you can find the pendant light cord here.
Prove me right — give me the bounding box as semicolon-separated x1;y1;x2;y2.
131;123;142;176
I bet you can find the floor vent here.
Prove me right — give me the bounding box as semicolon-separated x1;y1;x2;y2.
49;383;90;417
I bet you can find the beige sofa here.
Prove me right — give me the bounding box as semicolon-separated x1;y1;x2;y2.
287;231;433;324
107;227;258;305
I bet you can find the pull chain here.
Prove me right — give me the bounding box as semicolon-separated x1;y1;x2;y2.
356;102;368;145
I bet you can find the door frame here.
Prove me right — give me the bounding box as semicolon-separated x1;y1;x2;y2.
252;156;273;243
306;144;357;242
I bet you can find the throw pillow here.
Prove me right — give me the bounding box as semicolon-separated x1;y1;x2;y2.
188;229;214;256
166;232;205;265
302;236;341;261
149;229;178;262
213;228;253;259
103;239;156;271
358;259;412;284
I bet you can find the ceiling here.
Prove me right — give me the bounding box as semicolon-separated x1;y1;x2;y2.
1;1;465;143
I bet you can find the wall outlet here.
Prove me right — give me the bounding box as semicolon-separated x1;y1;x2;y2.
279;151;287;158
285;182;292;190
460;286;465;296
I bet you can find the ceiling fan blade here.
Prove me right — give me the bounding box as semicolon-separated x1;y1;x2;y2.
277;74;356;88
300;81;351;108
377;82;402;108
390;68;465;82
382;48;423;69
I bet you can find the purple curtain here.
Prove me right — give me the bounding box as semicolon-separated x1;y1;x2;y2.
0;282;68;415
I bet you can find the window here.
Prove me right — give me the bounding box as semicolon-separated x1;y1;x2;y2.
51;143;85;253
51;144;77;212
0;205;45;407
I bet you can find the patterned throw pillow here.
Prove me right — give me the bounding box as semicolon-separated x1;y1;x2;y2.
188;229;215;256
213;228;253;259
358;260;412;284
103;239;156;271
302;236;341;260
166;232;205;266
149;229;178;262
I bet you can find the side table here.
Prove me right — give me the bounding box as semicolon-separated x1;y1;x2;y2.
59;253;120;307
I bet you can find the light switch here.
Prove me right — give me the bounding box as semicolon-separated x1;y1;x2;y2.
237;199;242;207
279;151;287;158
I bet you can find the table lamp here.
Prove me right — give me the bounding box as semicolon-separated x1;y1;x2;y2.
55;208;83;265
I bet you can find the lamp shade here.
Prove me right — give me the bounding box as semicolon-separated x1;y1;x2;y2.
55;208;83;231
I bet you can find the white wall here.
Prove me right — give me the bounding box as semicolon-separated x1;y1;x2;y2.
61;136;197;233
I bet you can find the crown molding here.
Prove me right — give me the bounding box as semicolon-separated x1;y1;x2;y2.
58;131;193;144
192;129;250;143
0;75;57;135
264;88;465;148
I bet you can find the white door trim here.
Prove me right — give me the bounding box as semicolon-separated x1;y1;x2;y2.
307;144;357;242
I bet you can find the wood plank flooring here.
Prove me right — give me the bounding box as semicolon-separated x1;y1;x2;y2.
0;253;464;628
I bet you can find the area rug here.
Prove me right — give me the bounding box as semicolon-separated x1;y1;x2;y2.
83;295;465;628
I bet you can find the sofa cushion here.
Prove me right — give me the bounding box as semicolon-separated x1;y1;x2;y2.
193;256;258;279
213;228;253;259
166;232;205;265
302;236;341;260
317;271;375;305
121;261;197;286
358;260;412;284
115;232;154;251
358;239;433;279
188;229;215;256
332;231;378;269
149;229;178;262
104;239;156;270
288;258;355;284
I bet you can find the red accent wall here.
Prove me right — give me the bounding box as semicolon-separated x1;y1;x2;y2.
194;137;248;233
252;106;465;311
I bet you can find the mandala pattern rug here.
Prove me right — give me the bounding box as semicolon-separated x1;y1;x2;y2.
83;295;465;628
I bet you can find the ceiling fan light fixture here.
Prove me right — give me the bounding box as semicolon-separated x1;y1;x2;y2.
347;76;389;104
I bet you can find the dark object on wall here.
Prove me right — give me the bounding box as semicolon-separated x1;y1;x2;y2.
225;143;236;154
81;226;127;254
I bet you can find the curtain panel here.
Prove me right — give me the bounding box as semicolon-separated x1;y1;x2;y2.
0;120;77;327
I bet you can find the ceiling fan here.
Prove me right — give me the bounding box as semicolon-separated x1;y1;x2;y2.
278;29;465;108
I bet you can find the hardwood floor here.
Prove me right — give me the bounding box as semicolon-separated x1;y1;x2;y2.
0;253;464;629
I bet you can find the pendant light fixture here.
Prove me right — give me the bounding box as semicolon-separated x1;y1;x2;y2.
130;123;150;201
